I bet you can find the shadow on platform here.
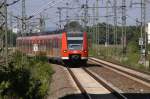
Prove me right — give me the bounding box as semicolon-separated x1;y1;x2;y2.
123;93;150;99
48;58;103;68
59;93;150;99
62;62;102;68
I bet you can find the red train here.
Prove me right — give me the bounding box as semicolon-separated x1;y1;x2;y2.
16;32;88;64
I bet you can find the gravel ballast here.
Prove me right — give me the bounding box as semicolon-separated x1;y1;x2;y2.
47;63;84;99
87;63;150;93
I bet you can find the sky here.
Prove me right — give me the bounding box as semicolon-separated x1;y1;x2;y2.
7;0;150;31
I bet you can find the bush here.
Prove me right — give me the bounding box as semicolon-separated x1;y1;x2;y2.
0;51;54;99
28;60;53;98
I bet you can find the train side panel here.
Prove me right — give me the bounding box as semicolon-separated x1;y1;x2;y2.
61;32;68;59
16;34;62;60
82;32;88;60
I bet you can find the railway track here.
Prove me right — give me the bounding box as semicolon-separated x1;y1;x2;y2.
87;58;150;98
67;68;92;99
67;66;127;99
89;57;150;87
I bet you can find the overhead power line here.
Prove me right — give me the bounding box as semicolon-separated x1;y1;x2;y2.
7;0;21;6
31;0;68;18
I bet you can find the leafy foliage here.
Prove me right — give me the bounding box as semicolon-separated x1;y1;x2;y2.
87;23;141;45
64;21;83;31
88;23;150;71
0;51;54;99
0;30;17;47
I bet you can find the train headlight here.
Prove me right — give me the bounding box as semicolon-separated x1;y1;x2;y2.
84;50;87;53
63;50;67;53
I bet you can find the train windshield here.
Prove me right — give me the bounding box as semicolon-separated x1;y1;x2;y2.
68;40;83;50
67;33;83;37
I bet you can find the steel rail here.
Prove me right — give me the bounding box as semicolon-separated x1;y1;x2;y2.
89;58;150;84
66;64;127;99
83;68;127;99
89;57;150;75
67;67;92;99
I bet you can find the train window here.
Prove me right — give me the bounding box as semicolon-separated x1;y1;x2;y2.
50;39;52;49
56;39;58;48
68;40;83;50
46;40;48;50
68;44;82;50
41;45;46;51
68;40;83;44
38;40;40;44
53;39;58;48
67;33;83;37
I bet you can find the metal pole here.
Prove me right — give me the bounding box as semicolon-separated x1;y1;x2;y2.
10;11;13;47
92;3;95;55
143;0;147;61
22;0;26;35
139;0;147;65
142;0;147;66
96;0;99;56
21;0;26;63
122;0;127;55
84;0;88;29
16;17;20;34
106;0;109;47
39;13;46;32
113;0;118;57
66;2;69;31
113;0;117;45
4;0;8;66
0;1;5;57
58;8;62;29
93;3;96;56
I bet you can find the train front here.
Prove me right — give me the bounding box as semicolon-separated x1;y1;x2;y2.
61;32;88;64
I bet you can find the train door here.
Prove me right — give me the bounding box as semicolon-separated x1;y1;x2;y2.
53;39;56;57
46;39;49;55
33;44;39;55
58;38;61;57
49;39;53;57
55;38;59;57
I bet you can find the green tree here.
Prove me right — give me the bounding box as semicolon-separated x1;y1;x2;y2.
64;21;83;31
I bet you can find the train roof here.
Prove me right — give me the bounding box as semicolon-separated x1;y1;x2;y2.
17;33;62;40
17;29;64;37
17;30;85;40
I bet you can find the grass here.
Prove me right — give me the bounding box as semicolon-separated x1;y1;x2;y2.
0;51;54;99
90;44;150;73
